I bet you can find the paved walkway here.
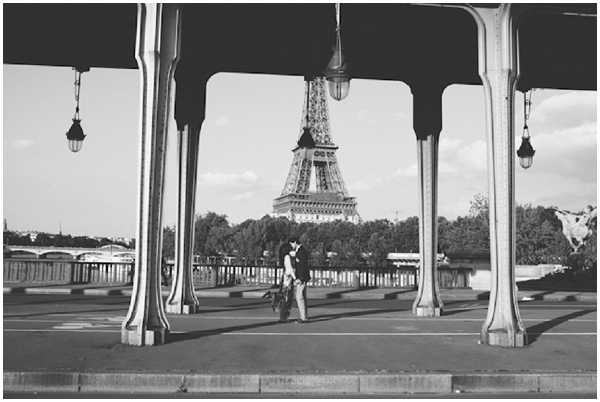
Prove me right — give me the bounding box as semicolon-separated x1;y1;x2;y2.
3;292;597;396
3;282;597;302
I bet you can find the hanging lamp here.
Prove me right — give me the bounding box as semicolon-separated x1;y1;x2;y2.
66;66;89;152
325;3;350;101
517;90;535;169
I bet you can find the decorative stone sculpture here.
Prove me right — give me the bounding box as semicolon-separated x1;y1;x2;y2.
554;206;597;253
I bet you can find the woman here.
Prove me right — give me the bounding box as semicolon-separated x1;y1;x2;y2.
278;245;297;322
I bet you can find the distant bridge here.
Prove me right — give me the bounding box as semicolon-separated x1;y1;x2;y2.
387;253;447;267
3;244;135;261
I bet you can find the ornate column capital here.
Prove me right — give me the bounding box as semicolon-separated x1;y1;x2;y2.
410;83;445;141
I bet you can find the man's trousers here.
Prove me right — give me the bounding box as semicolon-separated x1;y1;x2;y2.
294;281;308;320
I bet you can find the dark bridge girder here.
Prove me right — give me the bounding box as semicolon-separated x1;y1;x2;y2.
3;3;596;122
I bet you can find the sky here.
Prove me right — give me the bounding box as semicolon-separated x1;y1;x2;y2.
3;64;597;238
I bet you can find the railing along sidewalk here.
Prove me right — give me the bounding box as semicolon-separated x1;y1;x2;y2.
3;258;133;284
3;258;471;289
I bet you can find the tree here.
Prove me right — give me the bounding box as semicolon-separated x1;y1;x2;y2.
162;226;175;259
3;231;32;246
366;232;390;267
205;225;233;256
391;216;419;253
468;192;489;220
194;212;229;256
329;239;344;267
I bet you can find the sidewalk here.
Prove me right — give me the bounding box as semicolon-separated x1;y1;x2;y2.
3;282;597;302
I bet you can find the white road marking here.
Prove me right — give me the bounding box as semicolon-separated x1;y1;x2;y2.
4;313;127;319
3;328;596;336
4;328;120;333
165;316;596;322
4;315;596;323
220;332;597;336
516;305;595;308
3;319;122;324
53;322;117;330
224;332;598;336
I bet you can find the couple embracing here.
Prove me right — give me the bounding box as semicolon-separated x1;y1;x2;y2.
278;237;311;323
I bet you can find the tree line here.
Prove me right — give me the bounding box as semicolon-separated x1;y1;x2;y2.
5;194;594;270
3;232;131;249
161;194;595;270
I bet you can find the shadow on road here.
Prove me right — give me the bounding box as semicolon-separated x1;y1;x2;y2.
383;289;416;299
526;309;595;344
4;307;127;319
168;306;411;343
313;286;378;299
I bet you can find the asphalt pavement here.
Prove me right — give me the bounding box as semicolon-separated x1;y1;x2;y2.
3;292;597;395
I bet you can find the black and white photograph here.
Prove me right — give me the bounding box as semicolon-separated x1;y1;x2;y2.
2;1;597;398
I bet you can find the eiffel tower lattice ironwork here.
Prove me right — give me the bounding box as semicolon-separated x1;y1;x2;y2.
273;77;360;224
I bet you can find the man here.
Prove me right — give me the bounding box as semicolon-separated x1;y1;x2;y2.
289;236;310;323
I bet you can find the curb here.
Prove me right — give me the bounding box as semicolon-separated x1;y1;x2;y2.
3;286;597;302
3;372;596;395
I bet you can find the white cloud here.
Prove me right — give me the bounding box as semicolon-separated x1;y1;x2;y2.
516;171;596;211
392;111;407;121
348;177;384;192
198;170;259;187
12;139;35;149
522;122;596;179
438;137;487;174
395;163;417;177
455;139;487;172
395;137;487;178
531;91;596;130
357;109;369;121
348;180;372;192
214;115;230;127
231;191;254;201
438;137;462;152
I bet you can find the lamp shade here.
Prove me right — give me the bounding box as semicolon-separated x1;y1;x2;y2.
66;118;86;153
325;31;350;101
517;136;535;169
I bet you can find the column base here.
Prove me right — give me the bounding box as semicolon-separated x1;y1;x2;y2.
412;305;442;317
121;326;168;346
165;302;200;315
481;329;527;348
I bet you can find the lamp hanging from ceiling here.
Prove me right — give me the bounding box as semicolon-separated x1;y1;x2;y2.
325;3;350;101
66;67;89;153
517;90;536;169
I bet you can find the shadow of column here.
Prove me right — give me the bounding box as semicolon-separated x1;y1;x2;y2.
526;309;595;344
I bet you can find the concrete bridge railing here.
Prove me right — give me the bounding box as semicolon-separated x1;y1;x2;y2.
3;259;134;284
4;259;472;289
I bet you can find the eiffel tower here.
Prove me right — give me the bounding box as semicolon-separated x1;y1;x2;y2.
273;77;360;224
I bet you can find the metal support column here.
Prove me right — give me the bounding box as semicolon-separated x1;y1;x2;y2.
121;4;181;346
411;84;444;317
465;4;527;347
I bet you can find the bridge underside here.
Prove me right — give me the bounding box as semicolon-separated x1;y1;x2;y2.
4;4;596;99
